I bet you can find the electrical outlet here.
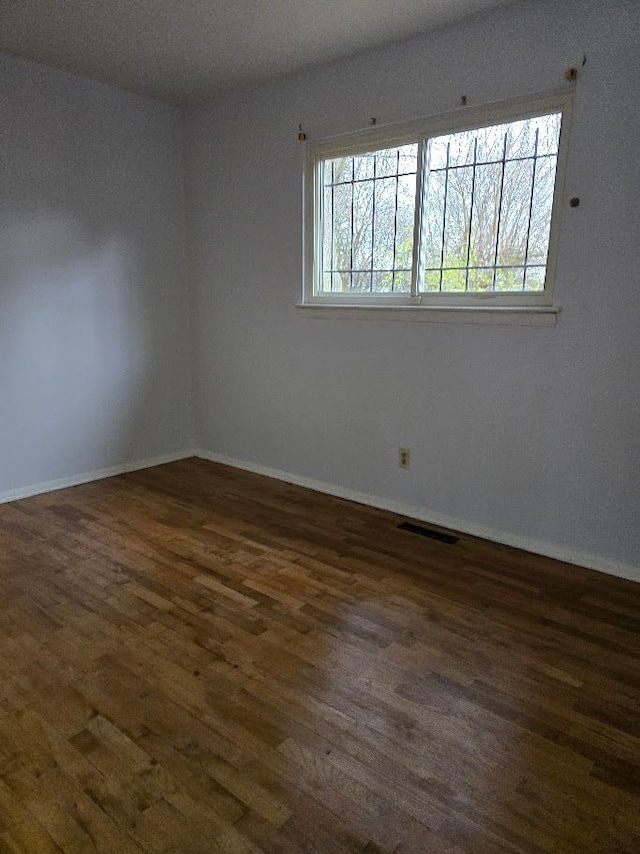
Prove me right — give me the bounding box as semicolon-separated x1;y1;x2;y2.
398;447;410;469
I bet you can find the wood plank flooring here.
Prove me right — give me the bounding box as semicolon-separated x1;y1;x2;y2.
0;457;639;853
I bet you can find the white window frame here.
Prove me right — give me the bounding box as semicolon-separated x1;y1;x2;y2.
301;91;573;324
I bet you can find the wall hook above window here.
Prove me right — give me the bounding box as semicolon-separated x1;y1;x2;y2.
298;124;307;142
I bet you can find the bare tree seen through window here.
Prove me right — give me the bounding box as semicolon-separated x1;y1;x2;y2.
320;113;561;294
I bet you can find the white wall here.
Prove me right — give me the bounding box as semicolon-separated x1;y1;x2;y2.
185;0;640;575
0;56;192;495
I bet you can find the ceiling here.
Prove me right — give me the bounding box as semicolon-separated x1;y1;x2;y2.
0;0;516;104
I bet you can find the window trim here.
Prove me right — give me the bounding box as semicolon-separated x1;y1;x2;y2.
302;90;573;318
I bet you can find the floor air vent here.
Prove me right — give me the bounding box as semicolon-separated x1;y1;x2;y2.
398;522;458;544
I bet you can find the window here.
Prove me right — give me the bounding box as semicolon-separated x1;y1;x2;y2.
302;93;571;320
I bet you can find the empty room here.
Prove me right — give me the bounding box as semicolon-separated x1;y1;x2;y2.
1;0;639;851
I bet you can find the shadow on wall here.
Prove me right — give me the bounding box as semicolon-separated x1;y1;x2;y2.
0;210;155;491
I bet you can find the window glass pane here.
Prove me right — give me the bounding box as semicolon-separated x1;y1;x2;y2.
398;144;418;175
506;119;537;159
443;164;473;279
527;155;557;265
467;267;494;292
423;270;441;292
394;173;416;273
494;266;525;291
372;177;396;271
365;144;418;178
375;147;400;178
496;158;534;267
433;129;476;167
329;156;352;184
319;144;417;295
331;182;352;282
351;270;371;292
371;271;393;292
352;181;373;273
524;265;546;291
469;162;501;273
428;138;449;170
533;112;561;155
422;168;446;271
353;151;375;180
393;270;411;293
417;111;561;294
441;268;467;291
321;184;333;292
447;128;476;167
476;122;508;163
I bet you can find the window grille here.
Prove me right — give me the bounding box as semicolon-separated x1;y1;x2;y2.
321;145;418;293
303;93;571;312
419;114;561;294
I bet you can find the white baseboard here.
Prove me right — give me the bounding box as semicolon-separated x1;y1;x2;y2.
3;446;636;585
0;449;198;505
197;449;640;585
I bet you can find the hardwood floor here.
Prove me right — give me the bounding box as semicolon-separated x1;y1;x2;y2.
0;457;638;853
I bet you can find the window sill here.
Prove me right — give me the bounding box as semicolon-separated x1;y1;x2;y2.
296;304;560;326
